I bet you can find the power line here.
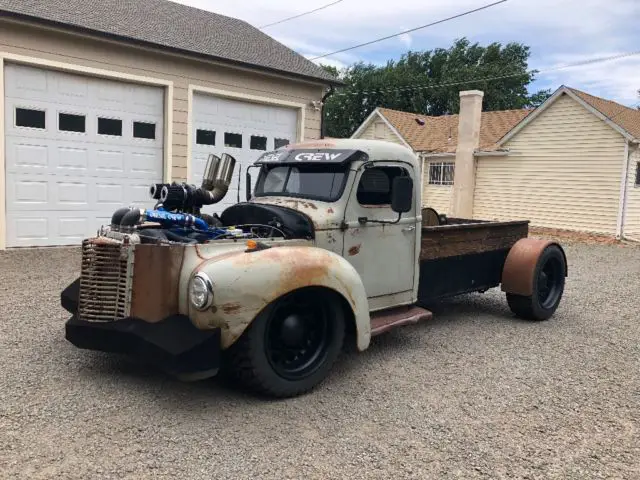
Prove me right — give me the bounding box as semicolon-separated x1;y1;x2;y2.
331;50;640;97
309;0;508;60
259;0;344;29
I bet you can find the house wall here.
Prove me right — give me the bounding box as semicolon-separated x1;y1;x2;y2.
623;145;640;239
421;157;454;214
0;18;324;182
473;94;627;235
357;118;405;145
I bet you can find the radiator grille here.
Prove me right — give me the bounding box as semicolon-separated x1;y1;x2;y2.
78;238;132;322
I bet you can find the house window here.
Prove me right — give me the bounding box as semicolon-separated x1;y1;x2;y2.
274;138;290;149
98;117;122;136
196;129;216;146
133;121;156;139
635;162;640;187
357;166;409;205
224;132;242;148
250;135;267;151
428;162;455;185
15;108;46;129
59;113;86;133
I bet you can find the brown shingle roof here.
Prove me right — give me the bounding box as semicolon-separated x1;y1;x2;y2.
0;0;338;84
568;87;640;140
378;107;531;153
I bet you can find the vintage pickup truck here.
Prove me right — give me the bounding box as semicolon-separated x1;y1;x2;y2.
61;139;567;398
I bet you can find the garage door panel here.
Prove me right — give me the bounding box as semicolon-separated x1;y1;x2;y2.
7;140;50;170
8;172;90;212
4;65;48;98
95;149;125;174
129;87;165;116
55;72;90;101
6;136;162;181
9;171;160;212
6;210;107;247
57;145;89;171
5;63;164;246
191;93;298;215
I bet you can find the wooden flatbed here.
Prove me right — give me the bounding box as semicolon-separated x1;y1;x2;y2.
417;210;530;304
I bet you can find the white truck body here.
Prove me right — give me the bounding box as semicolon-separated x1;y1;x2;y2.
61;138;567;397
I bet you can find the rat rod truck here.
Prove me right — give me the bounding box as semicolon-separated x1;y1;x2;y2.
61;139;567;398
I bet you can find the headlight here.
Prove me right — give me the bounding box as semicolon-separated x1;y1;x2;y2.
190;272;213;310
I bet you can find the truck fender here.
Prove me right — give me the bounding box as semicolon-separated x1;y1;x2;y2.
188;245;372;351
501;238;568;296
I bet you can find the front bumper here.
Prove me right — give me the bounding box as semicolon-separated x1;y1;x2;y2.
64;314;221;381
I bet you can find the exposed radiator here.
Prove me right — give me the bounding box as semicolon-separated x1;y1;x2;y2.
78;237;133;322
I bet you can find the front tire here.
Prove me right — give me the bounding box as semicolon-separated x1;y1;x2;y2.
506;244;566;321
226;288;345;398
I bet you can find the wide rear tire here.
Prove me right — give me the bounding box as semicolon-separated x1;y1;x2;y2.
506;244;566;321
225;288;345;398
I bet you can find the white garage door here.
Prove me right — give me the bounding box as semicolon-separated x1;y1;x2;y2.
4;63;164;247
191;93;298;215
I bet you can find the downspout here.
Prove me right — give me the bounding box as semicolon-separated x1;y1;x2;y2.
622;141;640;242
616;140;630;239
320;85;335;139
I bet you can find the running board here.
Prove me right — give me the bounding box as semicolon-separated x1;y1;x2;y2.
370;305;433;336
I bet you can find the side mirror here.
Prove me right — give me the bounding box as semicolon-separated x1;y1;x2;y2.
391;176;413;213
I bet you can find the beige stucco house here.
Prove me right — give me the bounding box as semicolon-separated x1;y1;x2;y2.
0;0;339;248
351;86;640;241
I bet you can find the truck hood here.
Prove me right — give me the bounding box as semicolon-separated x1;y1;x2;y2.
249;196;343;231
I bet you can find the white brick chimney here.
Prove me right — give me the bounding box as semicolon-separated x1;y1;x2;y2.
450;90;483;218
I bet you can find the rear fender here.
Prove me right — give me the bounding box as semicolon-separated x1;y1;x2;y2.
501;238;568;296
188;246;372;351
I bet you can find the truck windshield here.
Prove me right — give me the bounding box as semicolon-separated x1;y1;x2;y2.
254;164;349;202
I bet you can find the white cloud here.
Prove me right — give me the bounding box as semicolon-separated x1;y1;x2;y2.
537;53;640;104
173;0;640;105
398;32;412;48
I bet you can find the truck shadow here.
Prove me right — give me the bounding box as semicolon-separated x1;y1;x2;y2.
62;292;529;407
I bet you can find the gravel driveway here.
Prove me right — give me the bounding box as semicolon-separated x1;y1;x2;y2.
1;242;639;479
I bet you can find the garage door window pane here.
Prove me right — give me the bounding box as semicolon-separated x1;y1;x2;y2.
250;135;267;151
274;138;290;149
59;113;86;133
134;121;156;139
98;118;122;136
225;132;242;148
196;129;216;146
16;108;46;129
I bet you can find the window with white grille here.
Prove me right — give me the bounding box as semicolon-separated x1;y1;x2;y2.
428;162;455;185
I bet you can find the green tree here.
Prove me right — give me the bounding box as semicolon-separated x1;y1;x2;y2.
320;38;550;138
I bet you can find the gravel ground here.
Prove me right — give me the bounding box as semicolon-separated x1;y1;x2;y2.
1;242;639;480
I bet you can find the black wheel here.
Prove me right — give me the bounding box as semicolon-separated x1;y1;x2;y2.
506;244;566;321
225;288;345;398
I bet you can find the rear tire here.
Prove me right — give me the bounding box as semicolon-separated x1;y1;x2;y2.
506;244;566;321
225;288;345;398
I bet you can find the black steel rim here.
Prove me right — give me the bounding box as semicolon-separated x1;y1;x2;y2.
537;255;563;309
264;292;332;381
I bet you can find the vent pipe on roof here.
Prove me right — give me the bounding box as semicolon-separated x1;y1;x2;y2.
450;90;483;218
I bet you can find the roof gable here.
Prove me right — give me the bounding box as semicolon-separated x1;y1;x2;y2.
350;109;412;149
499;86;640;145
376;107;531;153
0;0;338;84
568;88;640;140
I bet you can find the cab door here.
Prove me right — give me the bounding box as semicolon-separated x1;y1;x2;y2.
342;162;418;299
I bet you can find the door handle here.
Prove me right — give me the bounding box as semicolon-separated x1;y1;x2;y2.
402;226;415;232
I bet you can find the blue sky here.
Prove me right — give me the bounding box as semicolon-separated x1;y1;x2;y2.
175;0;640;105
